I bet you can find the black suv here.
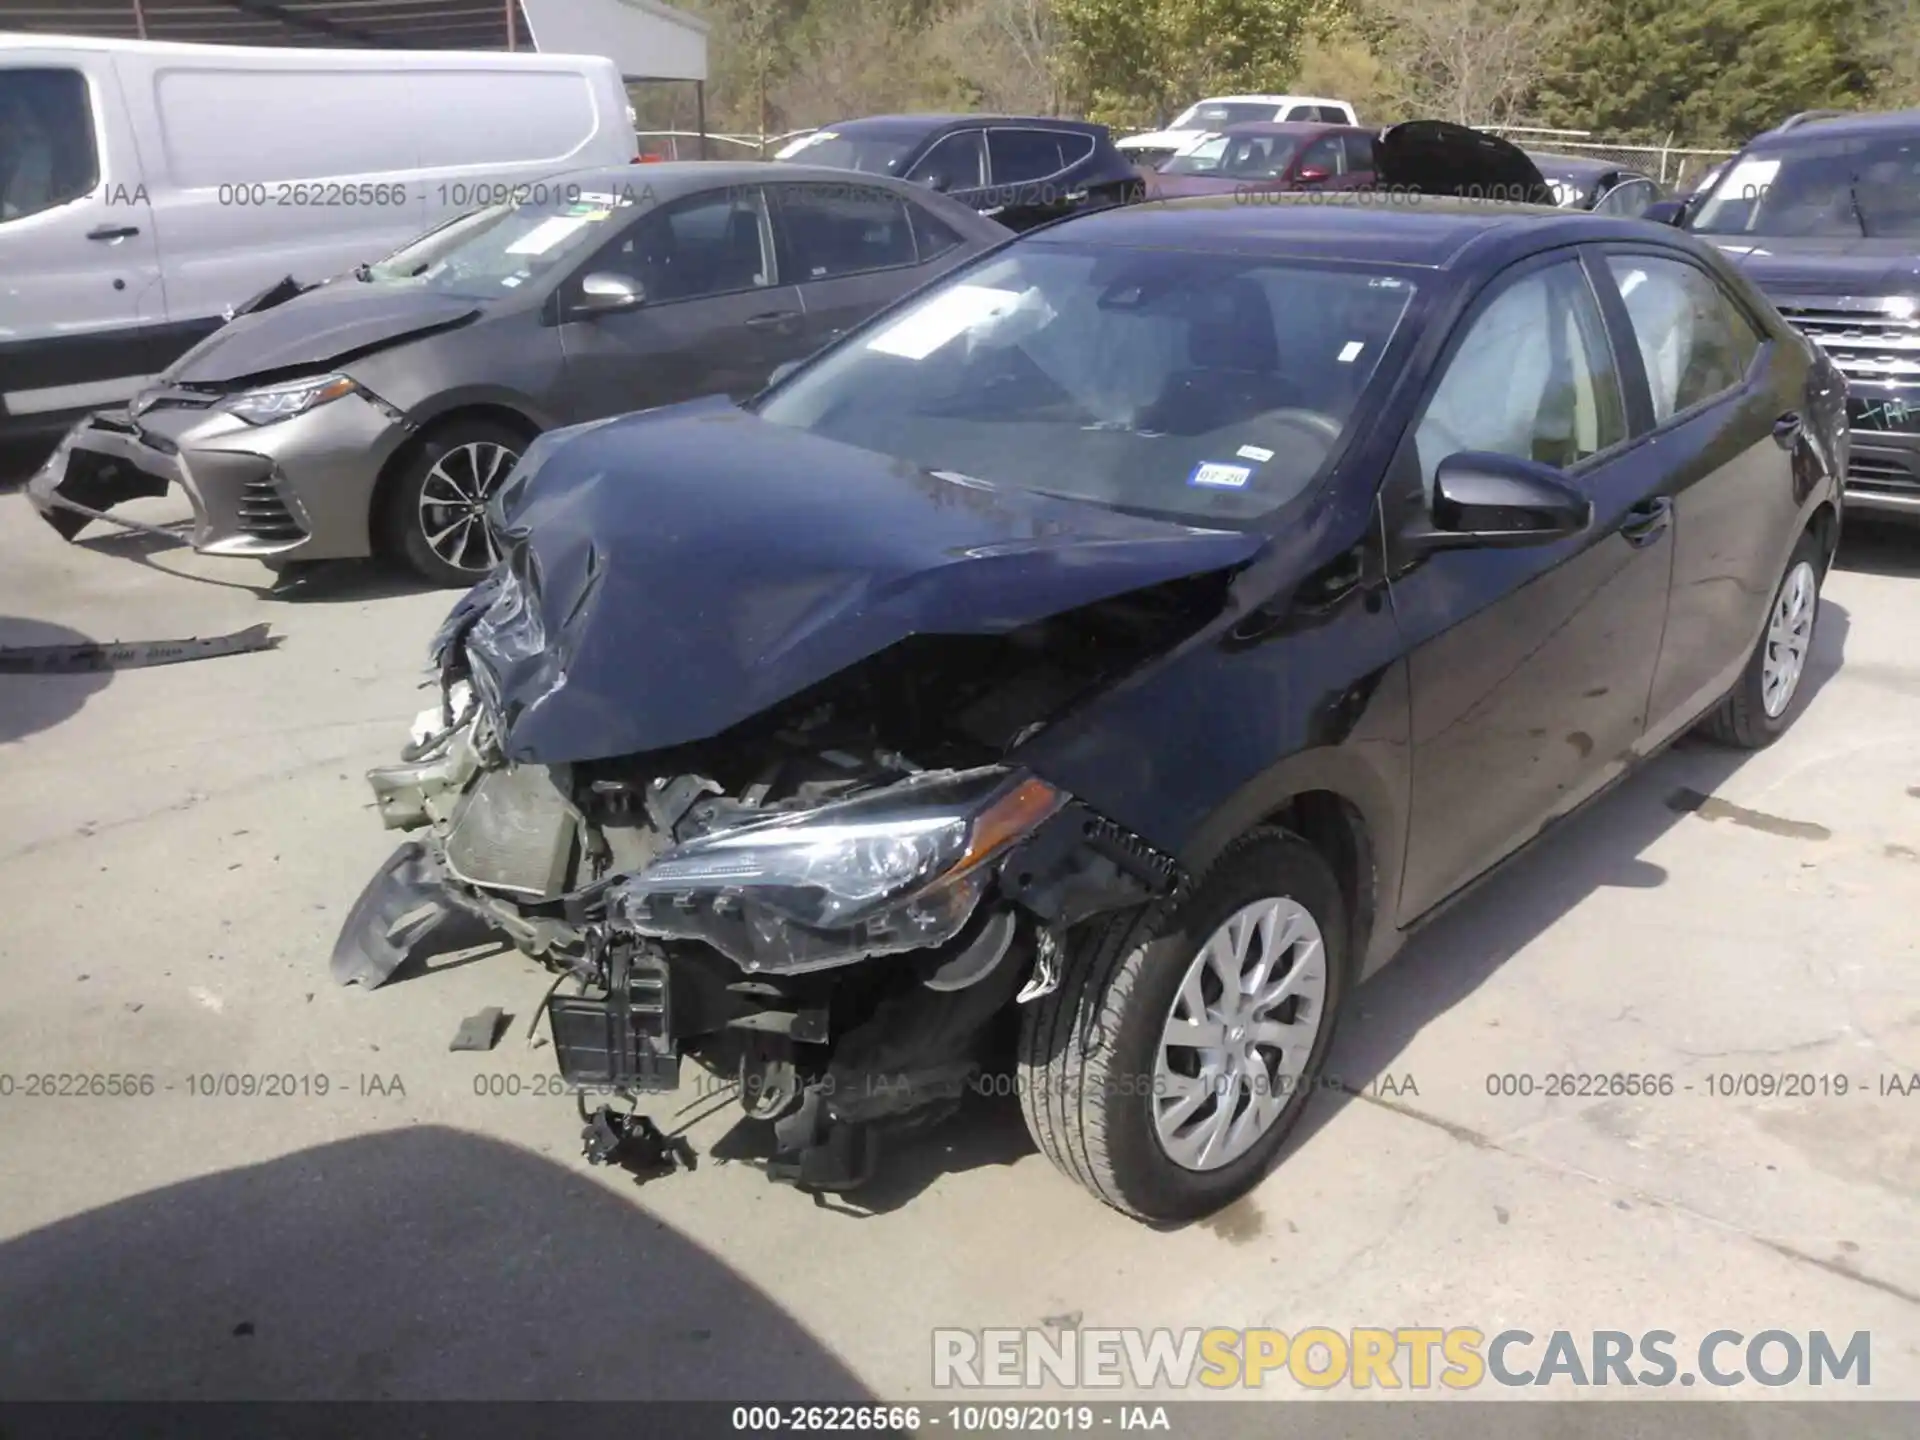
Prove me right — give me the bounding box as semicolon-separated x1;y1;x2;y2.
1655;110;1920;524
774;115;1143;231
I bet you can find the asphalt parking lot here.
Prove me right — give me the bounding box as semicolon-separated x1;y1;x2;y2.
2;471;1918;1403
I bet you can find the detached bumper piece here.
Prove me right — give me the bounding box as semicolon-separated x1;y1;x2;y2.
548;940;681;1094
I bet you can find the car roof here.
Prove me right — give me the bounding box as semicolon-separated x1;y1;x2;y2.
1526;151;1625;179
548;160;937;196
821;114;1105;137
1746;108;1920;145
1028;192;1658;270
1210;121;1364;138
1186;95;1348;107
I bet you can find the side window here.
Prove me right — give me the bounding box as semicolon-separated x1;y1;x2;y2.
0;67;99;223
908;201;965;263
1606;254;1763;422
1414;261;1628;496
1284;105;1318;121
907;130;985;191
1594;178;1658;218
1295;136;1344;177
1340;133;1376;173
593;186;771;304
988;129;1068;184
778;182;917;280
1317;106;1348;123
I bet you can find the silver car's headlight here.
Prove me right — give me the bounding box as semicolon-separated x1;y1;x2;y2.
612;768;1067;973
226;373;359;425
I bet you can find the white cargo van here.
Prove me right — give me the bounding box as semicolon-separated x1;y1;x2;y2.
0;34;638;439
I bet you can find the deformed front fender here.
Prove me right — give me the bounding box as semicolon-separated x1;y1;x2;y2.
331;840;492;988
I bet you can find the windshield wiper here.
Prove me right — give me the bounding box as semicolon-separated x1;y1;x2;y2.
353;262;375;282
1848;176;1872;237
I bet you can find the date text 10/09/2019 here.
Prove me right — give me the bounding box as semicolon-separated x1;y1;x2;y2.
730;1406;1170;1431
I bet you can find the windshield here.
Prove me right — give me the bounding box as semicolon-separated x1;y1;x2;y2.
1689;132;1920;238
358;188;643;295
1170;102;1281;130
774;130;915;175
755;243;1417;522
1163;133;1302;178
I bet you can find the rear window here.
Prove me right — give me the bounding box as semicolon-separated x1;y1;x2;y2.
152;66;603;186
0;67;99;223
1185;103;1282;128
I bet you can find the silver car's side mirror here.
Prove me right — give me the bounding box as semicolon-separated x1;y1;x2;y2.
576;272;645;314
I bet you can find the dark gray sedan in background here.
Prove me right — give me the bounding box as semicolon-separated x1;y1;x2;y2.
28;163;1006;585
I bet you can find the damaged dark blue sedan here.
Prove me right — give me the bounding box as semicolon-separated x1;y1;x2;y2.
335;183;1845;1223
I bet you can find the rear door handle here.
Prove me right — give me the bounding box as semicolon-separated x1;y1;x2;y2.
87;224;140;241
1620;495;1672;546
745;310;800;332
1772;411;1804;448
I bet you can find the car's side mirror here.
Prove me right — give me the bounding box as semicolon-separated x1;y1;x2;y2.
574;271;644;315
1295;165;1331;183
1642;198;1688;227
1402;451;1592;552
919;173;952;193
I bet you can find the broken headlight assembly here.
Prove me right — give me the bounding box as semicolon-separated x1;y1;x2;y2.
224;373;363;426
611;768;1065;974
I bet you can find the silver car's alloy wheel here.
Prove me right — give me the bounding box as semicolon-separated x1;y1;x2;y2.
1760;559;1817;718
1153;896;1328;1172
418;441;518;574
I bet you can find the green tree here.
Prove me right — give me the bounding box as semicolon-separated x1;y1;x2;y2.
1531;0;1877;146
1053;0;1332;129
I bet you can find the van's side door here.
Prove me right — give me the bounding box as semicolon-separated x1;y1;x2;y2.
0;48;165;433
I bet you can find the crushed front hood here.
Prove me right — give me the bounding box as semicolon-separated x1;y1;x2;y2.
454;400;1267;764
164;285;482;386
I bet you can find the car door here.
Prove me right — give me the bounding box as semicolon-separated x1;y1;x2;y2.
907;128;987;207
1597;248;1800;746
1388;251;1678;921
0;52;166;430
554;183;805;422
769;180;941;353
1290;133;1347;190
1592;177;1660;218
982;126;1093;223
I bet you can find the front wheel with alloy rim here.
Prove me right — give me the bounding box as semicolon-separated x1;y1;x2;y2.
1700;529;1826;749
1016;828;1348;1221
380;419;528;586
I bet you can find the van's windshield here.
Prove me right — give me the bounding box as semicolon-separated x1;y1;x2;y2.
363;188;644;295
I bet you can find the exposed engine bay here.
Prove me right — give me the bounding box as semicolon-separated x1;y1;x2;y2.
333;565;1225;1190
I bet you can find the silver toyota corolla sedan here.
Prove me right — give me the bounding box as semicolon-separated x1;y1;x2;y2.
27;162;1004;585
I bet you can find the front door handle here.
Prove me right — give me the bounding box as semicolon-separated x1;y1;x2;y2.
1620;495;1672;546
1772;411;1804;449
745;310;800;332
87;224;140;241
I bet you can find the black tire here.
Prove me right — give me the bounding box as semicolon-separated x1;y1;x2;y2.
1699;529;1826;749
1016;827;1349;1222
379;418;529;586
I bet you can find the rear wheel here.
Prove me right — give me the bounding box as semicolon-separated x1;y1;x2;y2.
1016;828;1348;1222
1699;530;1825;749
380;419;528;586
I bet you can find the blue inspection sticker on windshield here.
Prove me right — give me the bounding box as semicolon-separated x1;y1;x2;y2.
1189;460;1253;489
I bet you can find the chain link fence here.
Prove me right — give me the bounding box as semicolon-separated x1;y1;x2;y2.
1481;127;1739;193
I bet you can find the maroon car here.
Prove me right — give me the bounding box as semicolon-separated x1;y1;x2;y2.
1140;121;1377;199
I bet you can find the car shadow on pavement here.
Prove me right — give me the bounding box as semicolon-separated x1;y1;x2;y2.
1277;598;1854;1165
0;1126;877;1400
0;617;114;745
1834;519;1920;579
